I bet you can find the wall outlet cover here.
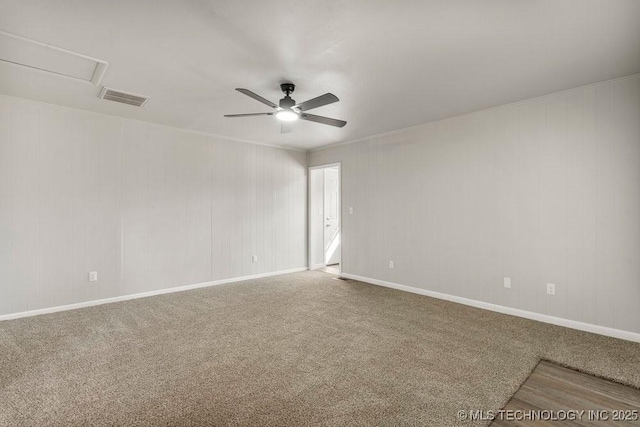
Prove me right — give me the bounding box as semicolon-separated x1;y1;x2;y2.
546;283;556;295
504;277;512;288
89;271;98;282
389;261;394;269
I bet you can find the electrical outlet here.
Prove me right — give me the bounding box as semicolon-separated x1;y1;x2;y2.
349;207;354;215
251;255;258;263
389;261;394;269
503;277;511;289
546;283;555;295
89;271;98;282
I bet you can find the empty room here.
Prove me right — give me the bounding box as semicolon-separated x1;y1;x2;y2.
1;1;640;425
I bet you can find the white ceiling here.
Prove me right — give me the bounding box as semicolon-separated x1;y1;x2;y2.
1;0;639;150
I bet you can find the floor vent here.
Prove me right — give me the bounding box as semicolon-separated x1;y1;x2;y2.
99;87;149;107
333;277;350;281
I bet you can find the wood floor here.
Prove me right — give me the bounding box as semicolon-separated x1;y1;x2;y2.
317;264;340;275
492;361;640;426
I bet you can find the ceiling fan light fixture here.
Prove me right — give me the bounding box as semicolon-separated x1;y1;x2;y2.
225;84;346;132
275;110;298;121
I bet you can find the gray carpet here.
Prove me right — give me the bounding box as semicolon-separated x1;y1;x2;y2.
1;271;639;426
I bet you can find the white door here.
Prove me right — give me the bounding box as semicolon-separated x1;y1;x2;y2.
324;168;341;265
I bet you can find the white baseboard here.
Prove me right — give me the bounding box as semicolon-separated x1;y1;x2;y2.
310;263;326;270
340;273;640;343
0;267;308;321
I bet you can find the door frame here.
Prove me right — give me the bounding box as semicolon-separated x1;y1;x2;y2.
308;162;342;275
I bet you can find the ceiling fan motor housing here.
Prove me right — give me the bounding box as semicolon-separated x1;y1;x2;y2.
279;96;295;109
279;83;296;109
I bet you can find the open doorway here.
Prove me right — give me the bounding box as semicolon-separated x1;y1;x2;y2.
309;163;341;275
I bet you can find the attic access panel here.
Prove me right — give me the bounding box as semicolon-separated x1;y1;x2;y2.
0;30;108;85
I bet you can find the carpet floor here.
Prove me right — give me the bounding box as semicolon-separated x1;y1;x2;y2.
1;271;639;426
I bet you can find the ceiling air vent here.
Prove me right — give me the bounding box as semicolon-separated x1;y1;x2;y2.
99;87;149;107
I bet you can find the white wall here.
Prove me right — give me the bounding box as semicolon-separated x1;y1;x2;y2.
0;95;307;316
310;74;640;334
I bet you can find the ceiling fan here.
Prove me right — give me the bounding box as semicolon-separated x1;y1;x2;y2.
224;83;347;133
